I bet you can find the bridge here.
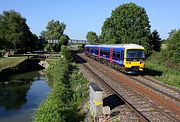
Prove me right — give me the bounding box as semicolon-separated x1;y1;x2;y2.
69;39;87;44
47;39;88;45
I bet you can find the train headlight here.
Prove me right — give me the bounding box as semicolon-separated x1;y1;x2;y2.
126;61;131;64
140;61;144;64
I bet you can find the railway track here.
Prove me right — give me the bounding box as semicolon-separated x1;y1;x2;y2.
72;52;180;121
72;52;148;121
132;75;180;102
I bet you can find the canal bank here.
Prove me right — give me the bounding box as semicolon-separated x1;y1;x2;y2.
0;58;48;81
0;70;51;122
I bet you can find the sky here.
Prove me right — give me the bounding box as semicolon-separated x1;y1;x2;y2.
0;0;180;40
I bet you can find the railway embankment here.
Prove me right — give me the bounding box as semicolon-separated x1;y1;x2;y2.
145;52;180;88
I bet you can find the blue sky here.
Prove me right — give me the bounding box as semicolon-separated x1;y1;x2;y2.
0;0;179;40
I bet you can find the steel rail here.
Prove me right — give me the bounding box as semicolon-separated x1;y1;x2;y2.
72;52;150;122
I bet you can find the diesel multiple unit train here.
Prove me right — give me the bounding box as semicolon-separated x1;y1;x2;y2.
84;44;145;73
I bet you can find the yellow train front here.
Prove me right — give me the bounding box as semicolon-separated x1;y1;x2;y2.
84;44;145;74
123;44;145;73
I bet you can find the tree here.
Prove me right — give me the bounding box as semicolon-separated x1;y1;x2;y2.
168;29;177;38
39;30;46;40
44;43;53;52
59;34;69;45
0;10;37;51
61;45;72;62
86;31;98;44
149;30;161;51
166;30;180;64
100;3;151;52
44;20;66;40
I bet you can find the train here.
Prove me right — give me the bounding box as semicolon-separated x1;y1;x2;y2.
84;44;145;74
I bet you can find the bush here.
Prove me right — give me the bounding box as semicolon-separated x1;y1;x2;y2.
146;51;180;88
61;45;72;61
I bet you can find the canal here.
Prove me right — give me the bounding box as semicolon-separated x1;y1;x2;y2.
0;70;51;122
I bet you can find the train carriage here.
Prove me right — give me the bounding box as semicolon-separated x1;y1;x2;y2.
84;44;145;73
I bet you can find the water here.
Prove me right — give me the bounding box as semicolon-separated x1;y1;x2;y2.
0;71;51;122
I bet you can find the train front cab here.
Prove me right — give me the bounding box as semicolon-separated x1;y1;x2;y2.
124;48;145;73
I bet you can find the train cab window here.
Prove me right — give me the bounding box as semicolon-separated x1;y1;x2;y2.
126;49;145;59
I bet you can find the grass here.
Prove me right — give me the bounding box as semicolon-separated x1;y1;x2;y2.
145;59;180;88
46;53;61;65
0;56;27;70
46;58;60;65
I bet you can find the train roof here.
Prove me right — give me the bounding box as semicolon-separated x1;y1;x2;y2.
85;44;144;49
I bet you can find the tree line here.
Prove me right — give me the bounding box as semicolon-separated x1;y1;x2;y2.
0;10;69;54
0;10;41;52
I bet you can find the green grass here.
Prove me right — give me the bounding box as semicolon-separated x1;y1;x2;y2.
0;57;27;70
145;60;180;88
46;58;60;65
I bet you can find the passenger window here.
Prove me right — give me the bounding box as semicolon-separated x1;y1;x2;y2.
117;52;120;58
113;52;116;57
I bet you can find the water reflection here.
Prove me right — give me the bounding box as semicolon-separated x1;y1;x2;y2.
0;81;31;110
0;71;51;122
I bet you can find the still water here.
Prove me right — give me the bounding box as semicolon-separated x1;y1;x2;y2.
0;71;51;122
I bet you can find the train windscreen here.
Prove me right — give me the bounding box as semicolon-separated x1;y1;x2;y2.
126;49;145;59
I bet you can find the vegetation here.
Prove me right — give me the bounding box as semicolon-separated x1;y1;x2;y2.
98;3;161;54
145;29;180;88
44;20;66;40
0;10;39;51
161;29;180;68
99;3;150;50
145;52;180;88
59;34;70;46
42;19;69;52
34;47;88;122
149;30;161;51
86;31;99;44
146;30;180;70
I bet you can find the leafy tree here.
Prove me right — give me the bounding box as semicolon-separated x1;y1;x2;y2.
86;31;99;44
166;30;180;64
0;10;37;51
168;29;177;38
43;20;68;52
44;20;66;40
59;34;69;45
100;3;151;52
149;30;161;51
44;43;53;52
61;45;72;62
39;30;46;40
